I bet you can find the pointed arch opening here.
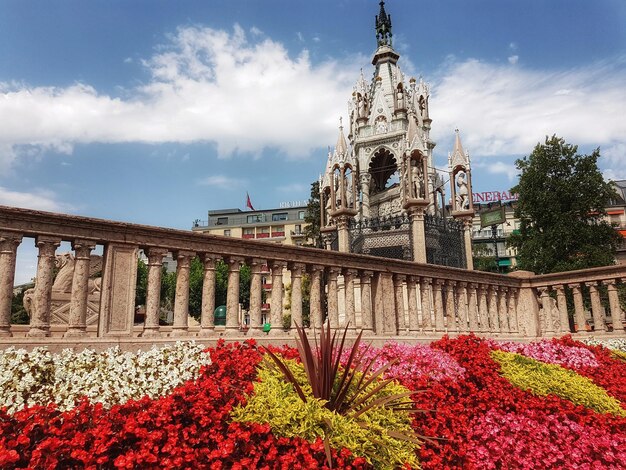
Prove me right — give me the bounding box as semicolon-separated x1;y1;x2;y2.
369;148;398;194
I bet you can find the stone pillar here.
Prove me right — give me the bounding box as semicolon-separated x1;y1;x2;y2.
537;287;554;335
478;285;489;332
225;257;243;333
407;276;419;334
508;271;541;338
199;254;219;336
373;273;385;334
28;236;61;337
569;283;586;332
553;285;569;334
420;277;433;330
393;274;406;335
360;270;374;333
360;174;371;218
327;267;340;328
467;283;479;332
171;250;194;336
462;218;474;270
498;287;510;334
269;260;286;333
343;268;357;330
379;272;396;334
336;216;351;253
587;282;605;332
445;280;457;332
0;232;22;337
246;258;264;333
456;282;468;332
65;239;97;337
142;248;168;337
309;265;323;329
508;288;519;333
604;279;623;331
408;207;427;264
289;262;305;329
487;287;500;333
433;279;445;332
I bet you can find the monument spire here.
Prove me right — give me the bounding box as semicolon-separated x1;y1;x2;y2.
375;1;393;47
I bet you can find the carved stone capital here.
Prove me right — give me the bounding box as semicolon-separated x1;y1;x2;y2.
288;262;306;277
0;231;23;253
174;250;195;268
225;256;244;271
146;247;168;266
71;239;97;259
343;268;358;280
35;236;61;256
327;266;341;279
202;253;220;270
360;270;374;283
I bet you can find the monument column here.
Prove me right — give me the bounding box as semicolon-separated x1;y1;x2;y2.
360;174;371;218
0;232;22;337
171;250;194;336
65;239;97;337
199;254;219;336
407;205;428;264
28;236;61;337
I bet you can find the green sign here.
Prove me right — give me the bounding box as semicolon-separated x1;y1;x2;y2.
480;207;506;228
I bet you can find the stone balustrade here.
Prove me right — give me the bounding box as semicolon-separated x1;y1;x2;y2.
0;205;625;347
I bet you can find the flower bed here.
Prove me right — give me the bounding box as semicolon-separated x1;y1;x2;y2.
0;335;625;469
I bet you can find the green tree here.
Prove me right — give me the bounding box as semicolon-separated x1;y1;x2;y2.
11;288;30;324
304;181;323;248
472;244;500;273
508;136;620;274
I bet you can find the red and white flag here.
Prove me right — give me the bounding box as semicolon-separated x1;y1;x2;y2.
246;192;255;211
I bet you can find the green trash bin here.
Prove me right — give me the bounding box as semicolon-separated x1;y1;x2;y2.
262;323;271;334
214;305;227;326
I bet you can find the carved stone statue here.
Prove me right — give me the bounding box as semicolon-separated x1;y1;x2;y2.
455;172;470;211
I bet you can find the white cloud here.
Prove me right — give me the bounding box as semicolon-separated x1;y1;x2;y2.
0;25;358;168
0;186;73;212
197;174;245;188
431;58;626;163
507;55;519;65
602;142;626;181
477;161;518;181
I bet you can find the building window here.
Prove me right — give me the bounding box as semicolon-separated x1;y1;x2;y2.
298;211;305;220
216;217;228;225
272;212;288;221
247;214;264;223
294;224;301;234
224;229;231;237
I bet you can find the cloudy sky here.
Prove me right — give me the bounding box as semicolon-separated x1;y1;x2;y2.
2;0;626;282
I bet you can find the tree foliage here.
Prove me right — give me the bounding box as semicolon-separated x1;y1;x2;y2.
508;136;620;274
304;181;323;248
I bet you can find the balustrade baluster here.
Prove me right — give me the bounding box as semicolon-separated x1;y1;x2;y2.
28;236;61;337
0;232;22;337
537;287;554;335
569;283;586;333
433;279;445;332
142;248;168;337
456;282;468;332
199;254;220;336
498;287;510;334
327;267;340;329
309;265;323;329
171;250;194;336
554;285;570;334
407;276;419;334
603;279;622;332
65;240;97;337
507;288;519;334
225;256;244;334
420;277;433;331
289;262;305;329
393;274;406;335
478;285;489;332
268;260;286;334
343;268;357;331
467;283;480;332
488;286;500;334
587;282;606;333
445;280;457;332
360;270;374;333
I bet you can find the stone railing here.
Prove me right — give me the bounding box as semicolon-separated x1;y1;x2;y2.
0;206;624;347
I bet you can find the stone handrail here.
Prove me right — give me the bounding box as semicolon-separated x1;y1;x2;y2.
1;205;624;343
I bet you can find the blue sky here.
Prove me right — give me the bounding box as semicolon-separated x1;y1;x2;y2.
2;0;626;282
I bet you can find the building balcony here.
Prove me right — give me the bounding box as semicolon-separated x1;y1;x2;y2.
257;233;270;239
242;234;255;239
271;232;285;238
291;230;306;238
261;303;270;310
